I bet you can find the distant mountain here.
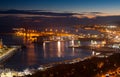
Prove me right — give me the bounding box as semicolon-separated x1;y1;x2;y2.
0;10;120;33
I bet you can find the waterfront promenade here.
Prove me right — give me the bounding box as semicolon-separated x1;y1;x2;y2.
0;46;20;63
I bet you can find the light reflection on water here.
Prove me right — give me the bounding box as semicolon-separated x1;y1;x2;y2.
41;41;88;59
26;44;36;66
72;48;75;56
43;42;46;58
57;41;61;57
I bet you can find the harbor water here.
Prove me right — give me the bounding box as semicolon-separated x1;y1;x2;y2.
0;34;93;71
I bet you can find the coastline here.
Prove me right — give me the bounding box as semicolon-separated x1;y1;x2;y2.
0;46;20;63
29;52;120;77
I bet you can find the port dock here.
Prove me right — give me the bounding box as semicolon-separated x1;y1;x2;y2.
0;46;21;63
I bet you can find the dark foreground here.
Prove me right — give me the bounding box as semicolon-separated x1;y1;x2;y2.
26;53;120;77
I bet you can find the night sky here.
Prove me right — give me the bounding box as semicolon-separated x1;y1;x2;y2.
0;0;120;15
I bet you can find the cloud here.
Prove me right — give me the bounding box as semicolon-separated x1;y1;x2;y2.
0;9;75;17
0;9;112;19
72;12;109;19
83;12;104;14
0;14;67;18
0;14;41;17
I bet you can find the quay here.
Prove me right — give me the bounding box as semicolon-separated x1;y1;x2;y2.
0;46;21;63
0;39;21;63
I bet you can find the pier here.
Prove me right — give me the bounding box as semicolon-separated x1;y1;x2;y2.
0;46;21;63
0;39;21;63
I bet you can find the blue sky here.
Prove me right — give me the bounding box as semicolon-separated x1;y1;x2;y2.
0;0;120;15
